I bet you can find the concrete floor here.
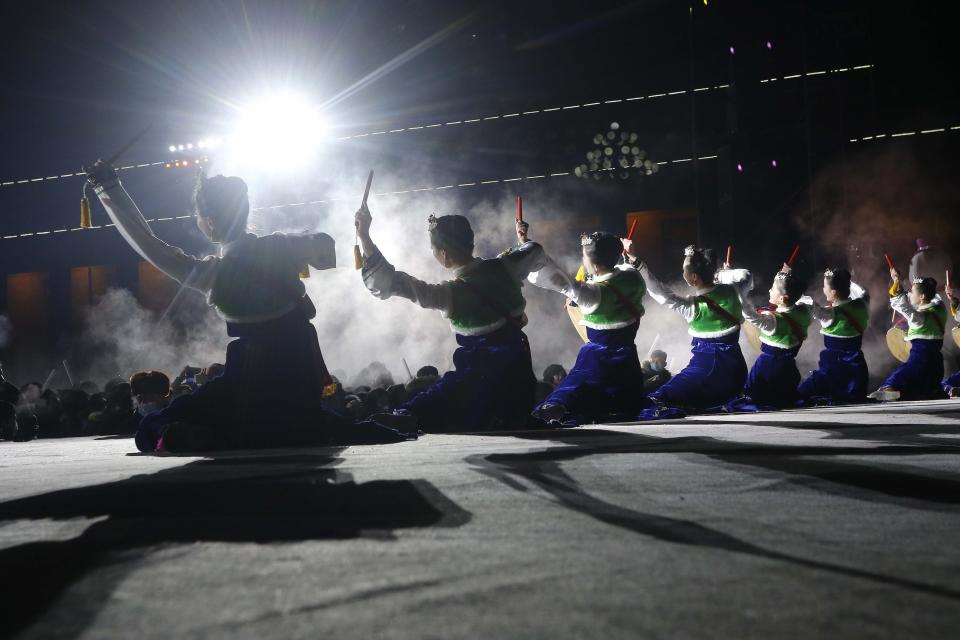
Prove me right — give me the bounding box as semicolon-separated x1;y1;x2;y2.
1;401;959;639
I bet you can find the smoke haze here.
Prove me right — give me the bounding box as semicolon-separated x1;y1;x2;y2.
49;142;959;393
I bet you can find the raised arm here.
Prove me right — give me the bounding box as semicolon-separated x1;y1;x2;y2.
355;203;453;311
620;238;694;320
887;268;927;327
725;269;776;333
813;280;869;326
285;232;336;270
524;247;603;311
891;292;931;328
86;161;216;292
635;262;697;322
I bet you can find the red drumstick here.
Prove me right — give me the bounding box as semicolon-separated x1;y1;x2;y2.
517;195;523;223
884;253;895;270
622;217;639;257
786;244;800;267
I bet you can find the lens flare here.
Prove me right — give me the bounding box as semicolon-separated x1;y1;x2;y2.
229;94;328;171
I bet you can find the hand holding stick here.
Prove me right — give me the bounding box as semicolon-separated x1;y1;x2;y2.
622;217;639;258
516;218;529;244
514;195;530;244
884;253;897;278
81;126;152;228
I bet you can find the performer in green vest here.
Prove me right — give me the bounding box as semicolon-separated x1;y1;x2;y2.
797;268;870;404
630;244;749;419
869;267;947;401
356;205;543;432
726;265;811;411
84;160;410;452
525;231;647;425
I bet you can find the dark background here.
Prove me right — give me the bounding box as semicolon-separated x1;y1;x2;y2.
1;0;958;370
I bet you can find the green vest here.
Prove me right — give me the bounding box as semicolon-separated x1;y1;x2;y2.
688;284;743;338
448;259;525;335
209;235;304;321
760;304;811;349
582;269;646;330
821;298;869;338
906;301;947;341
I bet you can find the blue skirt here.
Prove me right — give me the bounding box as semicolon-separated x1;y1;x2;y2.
537;324;645;423
639;332;747;418
883;338;945;400
399;324;536;432
726;342;801;412
797;335;869;404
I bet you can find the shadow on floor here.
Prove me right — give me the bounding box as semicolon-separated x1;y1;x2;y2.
466;427;960;601
0;450;471;638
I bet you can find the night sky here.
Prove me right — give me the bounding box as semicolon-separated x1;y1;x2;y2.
1;0;957;281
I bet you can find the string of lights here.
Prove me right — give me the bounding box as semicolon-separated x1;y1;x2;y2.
0;154;719;241
758;63;873;84
0;161;168;188
848;124;960;143
0;64;873;190
325;84;731;142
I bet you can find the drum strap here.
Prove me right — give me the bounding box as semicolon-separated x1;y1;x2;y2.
833;305;864;335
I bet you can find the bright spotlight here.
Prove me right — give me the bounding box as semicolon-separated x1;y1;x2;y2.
168;145;176;153
231;94;327;169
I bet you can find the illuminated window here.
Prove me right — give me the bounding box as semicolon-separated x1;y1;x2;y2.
70;266;116;322
6;272;49;348
137;262;178;312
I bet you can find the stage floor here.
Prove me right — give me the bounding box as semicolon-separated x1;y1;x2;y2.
2;400;959;638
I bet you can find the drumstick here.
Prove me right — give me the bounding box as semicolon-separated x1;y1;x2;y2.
355;170;374;270
725;245;732;266
106;125;152;166
40;368;58;393
622;217;639;257
361;170;374;207
516;195;523;223
647;333;660;358
61;360;75;388
81;126;151;229
884;254;895;270
786;244;800;267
